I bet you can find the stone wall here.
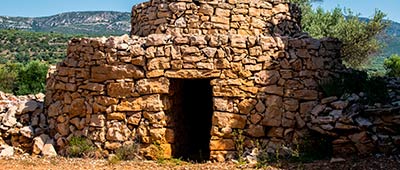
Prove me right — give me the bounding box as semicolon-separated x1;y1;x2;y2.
131;0;301;37
45;32;343;161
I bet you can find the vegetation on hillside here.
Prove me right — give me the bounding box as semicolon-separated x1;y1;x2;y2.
0;29;78;64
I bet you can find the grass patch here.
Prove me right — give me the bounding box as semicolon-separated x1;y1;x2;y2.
66;136;96;158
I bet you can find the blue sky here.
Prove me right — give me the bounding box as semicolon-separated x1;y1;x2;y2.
314;0;400;22
0;0;399;22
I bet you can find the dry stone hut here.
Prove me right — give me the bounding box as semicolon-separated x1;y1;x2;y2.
45;0;344;161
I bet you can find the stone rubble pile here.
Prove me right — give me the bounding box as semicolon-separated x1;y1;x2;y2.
0;92;56;157
308;78;400;156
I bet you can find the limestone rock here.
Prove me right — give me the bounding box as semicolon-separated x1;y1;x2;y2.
33;134;50;155
127;113;142;125
18;100;39;114
146;34;171;46
255;70;280;85
238;99;257;115
262;107;283;127
42;141;58;157
117;95;164;112
0;145;14;157
136;77;169;94
213;98;234;112
20;126;34;138
69;98;86;118
331;101;349;110
107;82;135;98
246;125;265;137
91;65;145;82
210;139;235;151
212;112;246;129
2;106;17;127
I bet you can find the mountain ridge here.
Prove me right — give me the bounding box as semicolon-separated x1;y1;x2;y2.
0;11;131;36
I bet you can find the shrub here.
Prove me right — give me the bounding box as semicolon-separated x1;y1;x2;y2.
115;144;140;161
384;54;400;77
15;60;48;95
66;136;95;158
232;129;246;164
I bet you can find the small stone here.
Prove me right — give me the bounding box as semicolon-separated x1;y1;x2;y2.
0;146;14;157
321;96;338;104
105;142;122;150
2;106;17;127
330;157;346;163
213;98;234;112
33;134;50;155
127;113;142;125
18;100;39;114
262;107;283;127
20;126;34;138
331;101;349;110
238;99;257;115
255;70;280;85
284;99;299;112
267;127;284;138
107;112;126;120
250;114;263;124
355;117;372;127
311;104;326;116
255;101;266;113
146;34;171;46
42;141;57;157
246;125;265;137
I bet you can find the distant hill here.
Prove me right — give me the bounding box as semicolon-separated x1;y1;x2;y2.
357;18;400;74
0;11;130;36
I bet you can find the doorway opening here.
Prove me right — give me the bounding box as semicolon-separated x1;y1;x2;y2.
169;79;213;162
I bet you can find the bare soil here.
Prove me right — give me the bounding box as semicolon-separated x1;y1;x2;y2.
0;155;399;170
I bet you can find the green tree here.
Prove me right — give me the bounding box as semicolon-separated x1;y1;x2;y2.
0;62;21;93
384;54;400;77
290;0;389;68
15;60;49;95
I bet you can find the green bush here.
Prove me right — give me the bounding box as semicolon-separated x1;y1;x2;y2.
66;136;96;158
15;60;48;95
384;54;400;77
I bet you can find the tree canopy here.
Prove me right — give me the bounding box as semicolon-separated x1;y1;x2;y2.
290;0;389;68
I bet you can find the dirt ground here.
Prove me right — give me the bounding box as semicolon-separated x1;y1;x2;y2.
0;155;399;170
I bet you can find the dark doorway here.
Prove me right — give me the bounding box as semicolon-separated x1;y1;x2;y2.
169;79;213;162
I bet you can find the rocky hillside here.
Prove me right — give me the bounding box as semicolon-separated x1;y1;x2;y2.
0;11;130;36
